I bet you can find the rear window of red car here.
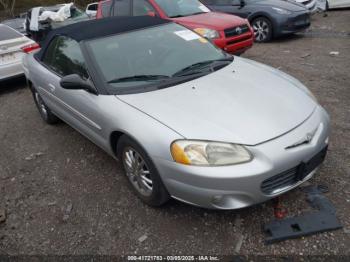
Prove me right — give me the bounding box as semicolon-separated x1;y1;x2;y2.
101;0;131;17
101;0;112;17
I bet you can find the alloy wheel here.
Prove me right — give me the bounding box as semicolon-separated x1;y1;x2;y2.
253;19;270;42
34;92;48;118
122;147;153;197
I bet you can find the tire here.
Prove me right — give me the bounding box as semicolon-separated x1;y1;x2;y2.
252;17;273;43
31;87;59;125
117;135;170;206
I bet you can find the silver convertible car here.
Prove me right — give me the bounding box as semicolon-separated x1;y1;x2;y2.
23;16;330;209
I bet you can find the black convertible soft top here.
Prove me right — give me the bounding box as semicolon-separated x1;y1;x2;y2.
36;16;171;59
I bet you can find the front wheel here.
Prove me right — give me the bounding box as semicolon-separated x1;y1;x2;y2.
117;135;170;207
252;17;273;43
31;87;59;124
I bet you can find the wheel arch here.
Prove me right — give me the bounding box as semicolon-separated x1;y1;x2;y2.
26;78;34;91
248;12;275;24
249;13;275;32
110;130;126;158
249;14;275;41
110;130;149;159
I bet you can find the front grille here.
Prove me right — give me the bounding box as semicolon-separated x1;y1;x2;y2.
261;167;299;195
293;13;310;26
226;35;252;45
261;146;328;195
224;24;250;38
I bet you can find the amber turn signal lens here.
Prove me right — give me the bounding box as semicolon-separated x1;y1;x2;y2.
171;143;191;165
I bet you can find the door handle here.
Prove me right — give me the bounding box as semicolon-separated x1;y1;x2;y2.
48;83;56;92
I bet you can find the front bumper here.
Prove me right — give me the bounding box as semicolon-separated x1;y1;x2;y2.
0;60;24;81
274;11;311;37
213;32;254;55
305;0;318;13
154;106;330;209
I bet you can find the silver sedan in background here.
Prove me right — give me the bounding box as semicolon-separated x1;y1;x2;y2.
22;16;330;209
0;24;34;81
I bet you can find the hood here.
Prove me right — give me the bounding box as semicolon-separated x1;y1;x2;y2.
117;57;316;145
253;0;307;11
172;12;246;30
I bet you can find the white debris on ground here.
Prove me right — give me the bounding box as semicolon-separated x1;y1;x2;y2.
24;152;44;161
62;202;73;222
138;234;148;243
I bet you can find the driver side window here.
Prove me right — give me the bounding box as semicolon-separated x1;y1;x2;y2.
210;0;235;5
133;0;156;16
231;0;241;5
42;36;89;79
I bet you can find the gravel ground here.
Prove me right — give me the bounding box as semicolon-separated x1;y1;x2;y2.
0;10;349;257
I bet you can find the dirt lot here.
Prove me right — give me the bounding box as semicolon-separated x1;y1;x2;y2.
0;10;349;257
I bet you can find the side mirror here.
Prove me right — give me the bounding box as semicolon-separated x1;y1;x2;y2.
60;74;97;94
147;11;156;17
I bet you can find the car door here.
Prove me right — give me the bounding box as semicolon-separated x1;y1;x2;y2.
203;0;248;18
37;35;106;146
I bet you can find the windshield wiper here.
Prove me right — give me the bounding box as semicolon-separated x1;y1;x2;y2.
187;12;206;16
172;57;234;77
108;75;170;83
169;14;185;18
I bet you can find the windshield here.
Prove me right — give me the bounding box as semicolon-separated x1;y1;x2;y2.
154;0;210;18
86;23;231;94
87;23;232;93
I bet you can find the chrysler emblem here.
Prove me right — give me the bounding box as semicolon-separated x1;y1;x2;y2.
306;133;313;142
285;128;318;149
235;27;242;35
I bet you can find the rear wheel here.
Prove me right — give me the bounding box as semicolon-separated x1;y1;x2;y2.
252;17;272;43
31;87;59;124
117;135;170;206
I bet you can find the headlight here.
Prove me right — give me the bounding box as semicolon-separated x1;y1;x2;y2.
272;7;292;15
170;140;252;166
193;28;220;39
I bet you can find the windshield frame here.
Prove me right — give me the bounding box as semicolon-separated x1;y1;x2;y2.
82;23;232;95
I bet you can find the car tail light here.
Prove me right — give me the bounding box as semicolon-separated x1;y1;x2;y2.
21;43;40;53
